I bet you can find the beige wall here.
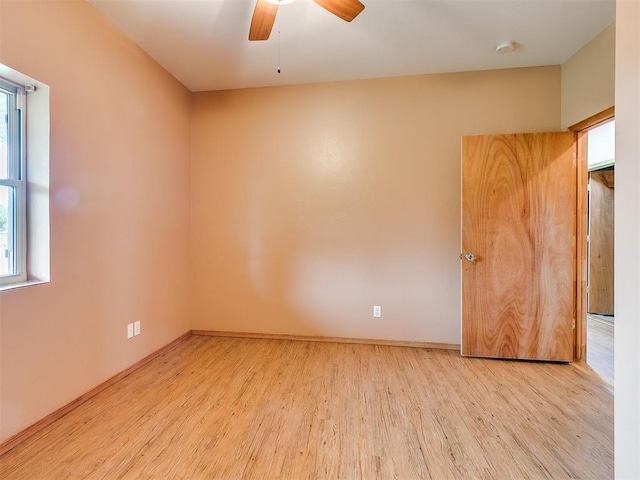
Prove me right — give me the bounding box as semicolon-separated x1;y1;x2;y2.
614;1;640;476
561;23;615;129
0;0;192;441
191;67;561;344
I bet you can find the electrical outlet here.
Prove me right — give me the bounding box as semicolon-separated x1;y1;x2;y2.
373;306;382;318
134;321;141;336
127;323;134;339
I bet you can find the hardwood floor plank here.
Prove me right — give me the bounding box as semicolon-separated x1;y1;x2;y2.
586;315;614;386
0;336;613;479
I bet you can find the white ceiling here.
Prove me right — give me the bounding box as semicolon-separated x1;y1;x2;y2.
86;0;615;92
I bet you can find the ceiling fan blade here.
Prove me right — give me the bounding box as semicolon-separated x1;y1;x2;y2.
249;0;278;41
312;0;365;22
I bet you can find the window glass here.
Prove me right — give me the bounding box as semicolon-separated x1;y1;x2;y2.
0;80;25;283
0;184;15;276
0;91;7;179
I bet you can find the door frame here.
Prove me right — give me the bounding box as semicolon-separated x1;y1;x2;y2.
569;106;615;361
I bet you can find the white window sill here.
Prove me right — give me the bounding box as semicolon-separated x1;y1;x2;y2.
0;278;49;292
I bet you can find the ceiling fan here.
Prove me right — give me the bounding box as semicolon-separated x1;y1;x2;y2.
249;0;365;41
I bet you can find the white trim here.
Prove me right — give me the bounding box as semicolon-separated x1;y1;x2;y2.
0;278;48;292
588;159;615;172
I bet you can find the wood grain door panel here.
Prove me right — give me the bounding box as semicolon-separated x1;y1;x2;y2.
588;169;614;315
461;133;576;361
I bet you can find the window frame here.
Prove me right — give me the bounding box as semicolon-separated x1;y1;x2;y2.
0;76;27;285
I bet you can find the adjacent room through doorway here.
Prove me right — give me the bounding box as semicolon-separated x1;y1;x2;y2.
585;120;615;386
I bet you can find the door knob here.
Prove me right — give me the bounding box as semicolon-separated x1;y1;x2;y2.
464;253;475;262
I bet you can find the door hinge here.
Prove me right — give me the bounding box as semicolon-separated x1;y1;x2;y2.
572;318;576;329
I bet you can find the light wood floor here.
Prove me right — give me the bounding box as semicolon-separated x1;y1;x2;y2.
0;336;613;479
586;314;614;387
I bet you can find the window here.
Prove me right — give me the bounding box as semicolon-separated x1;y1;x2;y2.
0;63;50;290
0;77;26;285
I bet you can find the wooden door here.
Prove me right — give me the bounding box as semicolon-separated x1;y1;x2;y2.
461;133;576;361
588;168;614;315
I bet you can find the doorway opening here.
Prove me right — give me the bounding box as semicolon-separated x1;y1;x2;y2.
585;121;614;385
573;112;615;386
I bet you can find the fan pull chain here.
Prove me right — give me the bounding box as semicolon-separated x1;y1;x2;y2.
277;30;281;74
